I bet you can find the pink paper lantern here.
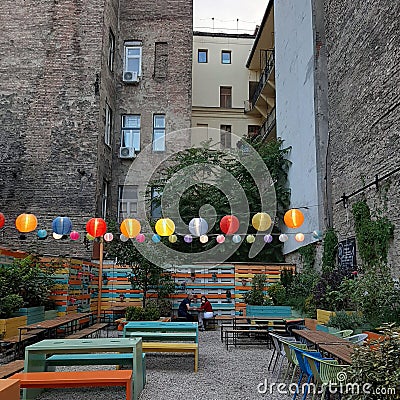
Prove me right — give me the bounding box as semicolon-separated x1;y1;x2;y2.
136;233;146;243
216;234;225;244
104;232;114;242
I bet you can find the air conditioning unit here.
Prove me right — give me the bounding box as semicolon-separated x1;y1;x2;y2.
123;71;139;83
119;147;136;159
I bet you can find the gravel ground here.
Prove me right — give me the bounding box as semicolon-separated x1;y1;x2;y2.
36;329;291;400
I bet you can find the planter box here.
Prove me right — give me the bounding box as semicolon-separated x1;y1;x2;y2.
316;309;336;325
44;310;58;320
0;315;27;339
304;318;318;331
14;306;45;324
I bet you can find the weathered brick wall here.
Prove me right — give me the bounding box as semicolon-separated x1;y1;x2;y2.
0;0;114;257
111;0;193;220
324;0;400;277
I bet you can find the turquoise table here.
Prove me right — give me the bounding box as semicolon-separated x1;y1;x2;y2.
124;321;198;343
23;337;143;400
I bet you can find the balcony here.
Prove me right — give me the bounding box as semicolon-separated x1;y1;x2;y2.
245;49;275;114
260;107;276;140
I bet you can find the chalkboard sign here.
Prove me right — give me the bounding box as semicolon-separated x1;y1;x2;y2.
338;238;357;272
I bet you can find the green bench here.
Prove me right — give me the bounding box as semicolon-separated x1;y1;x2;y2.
45;353;146;387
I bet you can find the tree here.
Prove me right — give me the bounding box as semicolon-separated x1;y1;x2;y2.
148;138;291;262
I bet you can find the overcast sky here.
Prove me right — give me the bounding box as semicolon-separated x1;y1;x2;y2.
193;0;268;34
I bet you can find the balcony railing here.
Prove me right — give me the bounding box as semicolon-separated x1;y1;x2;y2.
248;49;274;111
260;107;276;140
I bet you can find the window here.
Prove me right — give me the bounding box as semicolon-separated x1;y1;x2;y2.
248;125;259;137
220;86;232;108
198;49;208;63
102;181;108;219
221;50;231;64
154;42;168;79
104;103;112;146
124;41;142;76
118;185;138;221
220;125;231;148
121;115;141;151
108;30;115;71
153;114;166;152
151;187;163;219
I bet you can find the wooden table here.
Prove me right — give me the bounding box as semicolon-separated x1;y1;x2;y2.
319;343;354;364
18;312;94;343
23;337;143;400
292;329;350;347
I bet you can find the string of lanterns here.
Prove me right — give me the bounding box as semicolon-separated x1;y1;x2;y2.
0;209;324;245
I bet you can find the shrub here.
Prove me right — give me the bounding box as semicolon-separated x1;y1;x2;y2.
346;323;400;400
125;306;144;321
243;274;273;306
268;283;286;305
327;311;365;331
143;300;161;321
0;294;24;318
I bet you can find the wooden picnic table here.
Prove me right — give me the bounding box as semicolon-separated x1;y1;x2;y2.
319;343;354;364
18;312;94;343
292;329;350;347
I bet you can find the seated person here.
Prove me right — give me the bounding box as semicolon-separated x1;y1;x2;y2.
178;293;194;321
197;295;213;331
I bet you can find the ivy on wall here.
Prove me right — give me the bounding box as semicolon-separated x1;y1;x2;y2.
321;228;338;273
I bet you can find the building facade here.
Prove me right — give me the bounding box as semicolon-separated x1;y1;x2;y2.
0;0;193;258
192;32;260;148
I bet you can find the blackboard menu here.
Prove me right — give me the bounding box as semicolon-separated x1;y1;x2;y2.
338;238;357;271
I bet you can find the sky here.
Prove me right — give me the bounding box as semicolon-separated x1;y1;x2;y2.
193;0;268;34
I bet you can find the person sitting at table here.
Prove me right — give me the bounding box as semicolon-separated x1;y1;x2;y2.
197;295;213;331
178;293;194;321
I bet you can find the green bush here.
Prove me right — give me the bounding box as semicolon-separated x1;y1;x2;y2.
268;283;286;305
143;300;161;321
125;306;144;321
243;274;273;306
327;311;365;331
0;294;24;318
346;324;400;400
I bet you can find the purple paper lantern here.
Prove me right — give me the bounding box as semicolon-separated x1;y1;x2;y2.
263;234;273;243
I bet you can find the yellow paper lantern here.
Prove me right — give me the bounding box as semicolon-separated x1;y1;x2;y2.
120;218;141;238
252;212;272;231
168;234;177;243
155;218;175;236
284;209;304;229
15;213;37;233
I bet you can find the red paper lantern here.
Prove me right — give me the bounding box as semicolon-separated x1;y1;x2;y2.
220;215;239;234
0;213;5;229
86;218;107;238
15;213;38;233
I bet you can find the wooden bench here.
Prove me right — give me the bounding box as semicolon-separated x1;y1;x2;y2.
142;342;198;372
45;353;147;388
65;323;109;339
0;360;24;379
124;331;197;342
224;328;270;350
10;370;133;400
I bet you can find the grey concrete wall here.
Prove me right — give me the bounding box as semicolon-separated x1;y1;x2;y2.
324;0;400;277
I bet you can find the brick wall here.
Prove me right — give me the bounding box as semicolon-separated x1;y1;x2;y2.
324;0;400;277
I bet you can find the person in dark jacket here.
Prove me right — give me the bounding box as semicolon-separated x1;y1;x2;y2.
178;293;194;321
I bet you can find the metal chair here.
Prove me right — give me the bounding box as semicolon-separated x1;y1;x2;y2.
304;352;350;400
331;329;353;338
345;333;368;345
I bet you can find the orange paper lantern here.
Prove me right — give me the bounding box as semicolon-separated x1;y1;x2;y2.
284;209;304;229
86;218;107;238
15;213;37;233
120;218;141;238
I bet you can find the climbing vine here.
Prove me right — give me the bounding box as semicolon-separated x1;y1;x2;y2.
321;228;338;273
352;201;394;268
298;243;316;270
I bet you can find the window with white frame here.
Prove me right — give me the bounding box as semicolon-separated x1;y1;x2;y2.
150;187;163;219
104;103;112;146
153;114;165;152
220;124;232;148
102;181;108;219
108;29;115;71
118;185;138;221
124;41;142;76
121;115;141;151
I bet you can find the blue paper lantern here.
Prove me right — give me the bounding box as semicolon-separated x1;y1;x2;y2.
232;234;242;244
37;229;48;239
152;234;161;243
52;216;72;235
